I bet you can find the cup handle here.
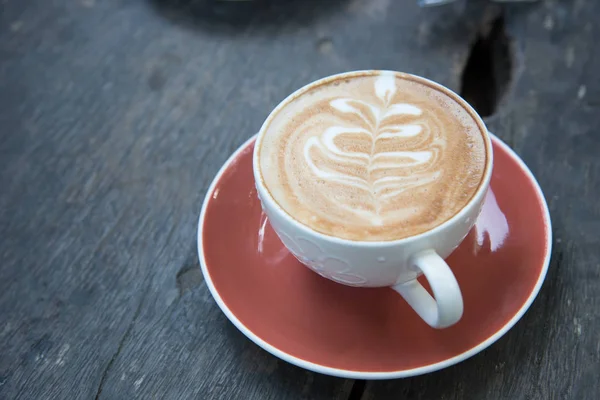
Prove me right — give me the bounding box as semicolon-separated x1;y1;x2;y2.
392;250;464;329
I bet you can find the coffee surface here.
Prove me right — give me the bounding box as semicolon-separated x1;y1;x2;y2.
258;71;487;241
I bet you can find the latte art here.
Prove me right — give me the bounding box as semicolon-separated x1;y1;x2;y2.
258;71;488;241
303;73;442;226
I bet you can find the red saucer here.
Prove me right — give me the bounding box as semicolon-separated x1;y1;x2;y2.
197;133;552;378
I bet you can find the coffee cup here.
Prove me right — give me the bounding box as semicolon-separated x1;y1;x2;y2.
253;70;493;328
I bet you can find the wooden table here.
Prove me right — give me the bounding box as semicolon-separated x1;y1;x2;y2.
1;0;598;398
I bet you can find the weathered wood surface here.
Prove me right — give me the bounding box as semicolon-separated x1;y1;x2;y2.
0;0;597;399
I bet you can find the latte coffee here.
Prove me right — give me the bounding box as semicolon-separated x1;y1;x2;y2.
256;71;489;241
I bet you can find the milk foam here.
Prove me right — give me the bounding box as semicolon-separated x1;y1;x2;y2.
258;71;487;241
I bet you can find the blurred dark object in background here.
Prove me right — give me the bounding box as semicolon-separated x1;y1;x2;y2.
419;0;537;6
150;0;350;32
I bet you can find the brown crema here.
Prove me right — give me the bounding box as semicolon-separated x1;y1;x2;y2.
258;71;488;241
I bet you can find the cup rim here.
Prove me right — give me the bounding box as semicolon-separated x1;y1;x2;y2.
253;70;494;247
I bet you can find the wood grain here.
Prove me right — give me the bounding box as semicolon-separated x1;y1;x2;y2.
1;0;597;399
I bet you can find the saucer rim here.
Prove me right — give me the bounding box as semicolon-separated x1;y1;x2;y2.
197;133;552;379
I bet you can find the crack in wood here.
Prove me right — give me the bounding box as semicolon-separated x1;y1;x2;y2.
92;224;181;398
347;379;366;400
93;270;155;400
460;12;514;118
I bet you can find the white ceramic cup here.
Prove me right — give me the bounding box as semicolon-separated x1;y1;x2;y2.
253;71;494;329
